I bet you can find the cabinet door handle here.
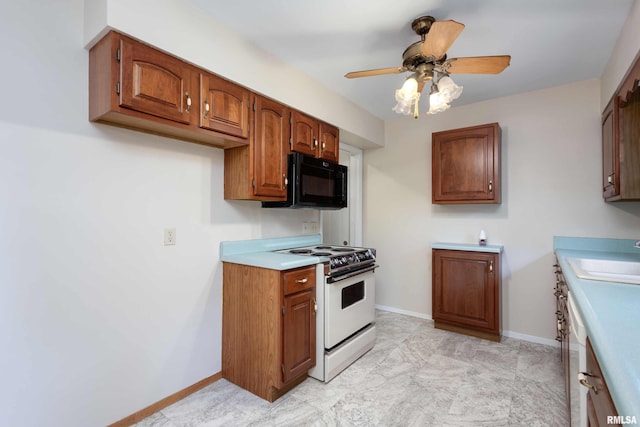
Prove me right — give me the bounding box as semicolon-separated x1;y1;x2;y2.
607;174;614;185
322;141;326;150
489;261;493;272
295;277;308;285
578;372;598;394
312;297;317;313
488;180;493;193
283;175;288;189
203;99;210;118
185;92;192;113
313;138;318;148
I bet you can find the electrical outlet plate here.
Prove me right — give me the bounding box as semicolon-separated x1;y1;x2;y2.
302;222;320;234
164;228;176;246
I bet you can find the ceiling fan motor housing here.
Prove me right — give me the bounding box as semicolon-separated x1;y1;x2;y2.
411;15;435;36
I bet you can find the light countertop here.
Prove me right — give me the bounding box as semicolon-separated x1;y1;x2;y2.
431;242;504;253
220;234;325;270
554;236;640;418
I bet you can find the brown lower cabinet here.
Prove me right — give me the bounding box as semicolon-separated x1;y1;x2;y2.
432;248;501;341
222;263;316;402
585;337;620;426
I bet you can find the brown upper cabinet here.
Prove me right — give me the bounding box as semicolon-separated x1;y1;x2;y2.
291;110;339;162
602;52;640;201
432;123;501;204
90;31;342;203
199;72;250;140
89;31;248;148
224;95;290;201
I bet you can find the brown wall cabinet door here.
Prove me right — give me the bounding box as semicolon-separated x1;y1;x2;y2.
318;122;339;163
602;97;619;199
119;37;195;125
432;123;501;204
291;111;340;162
199;73;250;139
253;95;290;198
291;110;318;157
432;249;501;341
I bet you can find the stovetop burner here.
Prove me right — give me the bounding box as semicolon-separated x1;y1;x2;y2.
289;248;313;254
276;244;376;274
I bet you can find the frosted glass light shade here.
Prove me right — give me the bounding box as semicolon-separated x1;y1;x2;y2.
427;91;450;114
437;76;463;102
398;77;418;101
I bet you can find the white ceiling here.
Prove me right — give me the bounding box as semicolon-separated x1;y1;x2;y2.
190;0;634;120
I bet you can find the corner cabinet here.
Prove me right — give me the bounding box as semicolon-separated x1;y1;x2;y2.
431;245;502;341
432;123;501;204
602;53;640;201
222;263;316;402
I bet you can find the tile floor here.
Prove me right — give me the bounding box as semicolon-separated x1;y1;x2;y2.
133;310;568;427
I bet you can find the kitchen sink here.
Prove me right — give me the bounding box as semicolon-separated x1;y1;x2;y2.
567;258;640;285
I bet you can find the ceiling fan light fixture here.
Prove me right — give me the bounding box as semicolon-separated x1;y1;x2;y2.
398;76;418;101
428;88;450;114
437;75;463;102
393;76;419;115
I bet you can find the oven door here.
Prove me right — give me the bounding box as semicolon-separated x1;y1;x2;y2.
324;268;376;349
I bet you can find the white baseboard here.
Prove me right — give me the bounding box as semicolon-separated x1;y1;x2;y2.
375;304;431;320
375;305;560;348
502;330;560;348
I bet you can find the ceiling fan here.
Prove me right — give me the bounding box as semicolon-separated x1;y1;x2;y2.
345;16;511;118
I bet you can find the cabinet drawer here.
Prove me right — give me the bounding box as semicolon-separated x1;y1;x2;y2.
283;265;316;295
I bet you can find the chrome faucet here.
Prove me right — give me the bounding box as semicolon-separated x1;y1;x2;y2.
635;240;640;249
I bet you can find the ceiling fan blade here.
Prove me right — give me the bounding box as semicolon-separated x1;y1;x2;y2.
421;20;465;59
443;56;511;74
344;66;406;79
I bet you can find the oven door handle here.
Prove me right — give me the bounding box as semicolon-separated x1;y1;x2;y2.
327;265;379;283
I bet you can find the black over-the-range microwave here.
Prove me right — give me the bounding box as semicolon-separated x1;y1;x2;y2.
262;152;348;210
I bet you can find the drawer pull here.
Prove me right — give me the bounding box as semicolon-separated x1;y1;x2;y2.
578;372;598;394
295;277;308;285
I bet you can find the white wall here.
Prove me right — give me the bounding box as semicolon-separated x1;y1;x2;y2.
0;1;334;426
365;78;640;342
